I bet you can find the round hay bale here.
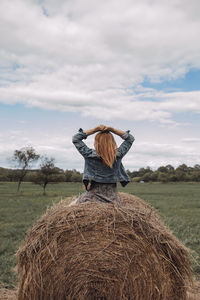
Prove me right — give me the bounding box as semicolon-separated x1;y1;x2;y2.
0;288;17;300
17;192;193;300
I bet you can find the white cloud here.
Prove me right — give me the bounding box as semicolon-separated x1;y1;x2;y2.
123;141;200;170
1;82;200;123
181;138;200;143
0;0;200;124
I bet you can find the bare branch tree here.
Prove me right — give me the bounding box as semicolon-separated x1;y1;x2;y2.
32;156;65;195
12;147;40;192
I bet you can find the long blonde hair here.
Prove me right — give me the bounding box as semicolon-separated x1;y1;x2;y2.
94;132;117;168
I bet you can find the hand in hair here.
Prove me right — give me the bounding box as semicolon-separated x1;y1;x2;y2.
97;124;107;132
85;124;107;136
104;126;126;137
85;125;126;137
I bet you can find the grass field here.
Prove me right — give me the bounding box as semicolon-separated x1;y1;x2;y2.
0;181;199;288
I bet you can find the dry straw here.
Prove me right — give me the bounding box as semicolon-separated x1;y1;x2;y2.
17;193;194;300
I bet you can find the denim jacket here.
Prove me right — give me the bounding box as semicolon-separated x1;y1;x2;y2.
72;128;135;187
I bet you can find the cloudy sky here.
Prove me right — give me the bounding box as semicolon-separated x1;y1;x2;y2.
0;0;200;171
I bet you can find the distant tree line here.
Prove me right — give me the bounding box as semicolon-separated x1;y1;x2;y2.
0;167;82;179
0;167;82;182
1;164;200;185
127;164;200;183
0;166;82;187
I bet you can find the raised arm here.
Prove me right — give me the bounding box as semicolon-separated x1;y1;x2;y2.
106;127;135;158
105;126;126;137
72;128;92;158
84;124;107;136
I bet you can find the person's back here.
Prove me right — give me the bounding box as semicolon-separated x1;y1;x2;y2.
72;124;135;203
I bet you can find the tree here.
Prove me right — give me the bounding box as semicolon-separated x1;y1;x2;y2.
65;169;82;182
190;170;200;182
0;167;9;181
157;172;169;183
65;170;74;182
176;164;188;173
165;164;175;173
150;171;159;182
142;173;152;182
157;166;168;173
193;164;200;171
12;147;40;192
130;170;139;178
71;170;82;182
32;156;65;195
138;167;152;177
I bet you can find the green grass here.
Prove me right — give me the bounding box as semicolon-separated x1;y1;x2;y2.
0;182;199;288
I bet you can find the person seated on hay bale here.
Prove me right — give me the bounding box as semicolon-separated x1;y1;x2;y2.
72;124;135;204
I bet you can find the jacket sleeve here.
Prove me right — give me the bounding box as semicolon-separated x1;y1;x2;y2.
72;128;93;158
117;130;135;159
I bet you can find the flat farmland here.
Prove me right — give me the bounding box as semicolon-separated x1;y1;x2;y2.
0;182;199;288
